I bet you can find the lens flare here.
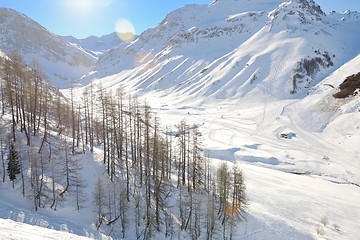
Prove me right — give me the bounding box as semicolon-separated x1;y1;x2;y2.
115;18;136;42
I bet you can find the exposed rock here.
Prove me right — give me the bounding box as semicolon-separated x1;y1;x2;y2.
333;72;360;98
291;51;334;94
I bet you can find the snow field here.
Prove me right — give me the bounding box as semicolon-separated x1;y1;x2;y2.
0;218;91;240
1;0;360;239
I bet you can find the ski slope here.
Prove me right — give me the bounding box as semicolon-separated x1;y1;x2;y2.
133;52;360;239
82;1;360;237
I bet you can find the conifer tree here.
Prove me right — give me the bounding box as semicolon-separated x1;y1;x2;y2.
7;142;20;188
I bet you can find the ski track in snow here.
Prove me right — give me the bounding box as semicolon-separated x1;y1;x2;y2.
1;0;360;239
144;84;360;239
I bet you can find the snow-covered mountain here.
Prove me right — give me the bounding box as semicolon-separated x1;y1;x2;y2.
0;8;96;88
92;0;360;194
1;0;360;239
95;0;360;100
90;3;360;238
63;33;123;55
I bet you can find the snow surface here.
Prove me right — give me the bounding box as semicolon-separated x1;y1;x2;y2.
0;125;111;239
70;52;360;240
94;0;360;100
0;218;91;240
1;0;360;239
135;53;360;239
82;1;360;238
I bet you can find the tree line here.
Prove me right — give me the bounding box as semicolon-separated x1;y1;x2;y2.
0;51;86;211
0;51;246;239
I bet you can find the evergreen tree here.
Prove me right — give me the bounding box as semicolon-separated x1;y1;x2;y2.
7;143;20;188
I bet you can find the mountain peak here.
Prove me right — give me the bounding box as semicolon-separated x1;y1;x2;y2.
268;0;325;31
297;0;325;17
63;32;123;54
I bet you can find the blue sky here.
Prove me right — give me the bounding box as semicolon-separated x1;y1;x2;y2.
0;0;359;39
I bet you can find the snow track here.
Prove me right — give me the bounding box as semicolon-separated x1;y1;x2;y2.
2;0;360;239
146;85;360;239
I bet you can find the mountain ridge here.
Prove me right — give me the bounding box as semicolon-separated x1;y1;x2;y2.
0;7;96;88
0;1;360;239
62;32;124;56
94;0;360;101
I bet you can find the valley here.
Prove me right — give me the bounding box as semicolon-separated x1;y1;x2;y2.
0;0;360;239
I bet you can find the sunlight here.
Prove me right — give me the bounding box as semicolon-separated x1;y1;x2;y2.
99;0;113;7
115;18;136;42
134;51;156;68
65;0;93;13
64;0;113;18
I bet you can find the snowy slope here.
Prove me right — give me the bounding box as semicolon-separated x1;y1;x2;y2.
63;33;123;56
0;123;111;239
90;0;360;188
0;218;91;240
1;0;360;239
86;0;360;239
95;0;360;101
0;8;96;88
131;53;360;240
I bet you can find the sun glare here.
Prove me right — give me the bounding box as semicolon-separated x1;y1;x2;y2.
64;0;113;18
115;18;136;42
98;0;113;7
66;0;94;13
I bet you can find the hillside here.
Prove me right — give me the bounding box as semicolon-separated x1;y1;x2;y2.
87;0;360;238
0;8;96;88
0;0;360;239
95;0;360;100
0;50;246;239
